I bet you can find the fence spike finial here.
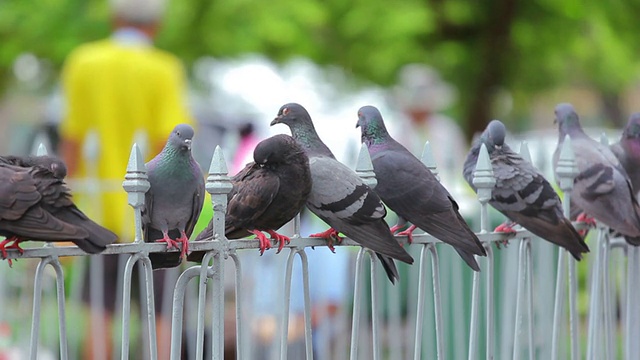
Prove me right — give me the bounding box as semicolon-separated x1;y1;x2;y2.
473;143;495;203
355;143;377;189
421;141;439;181
556;135;578;192
36;143;48;156
208;145;229;176
122;143;150;242
206;146;232;245
519;141;532;163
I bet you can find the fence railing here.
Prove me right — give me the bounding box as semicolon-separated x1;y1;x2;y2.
0;134;634;360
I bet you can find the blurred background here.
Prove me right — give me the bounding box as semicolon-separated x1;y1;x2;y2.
0;0;638;359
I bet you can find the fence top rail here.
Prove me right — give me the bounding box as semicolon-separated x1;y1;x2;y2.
2;221;593;260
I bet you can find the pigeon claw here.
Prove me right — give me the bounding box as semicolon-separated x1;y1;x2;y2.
155;237;180;250
389;224;403;234
576;213;596;237
177;231;190;259
396;225;417;245
250;230;271;255
576;213;597;227
494;222;518;234
310;228;343;251
266;230;291;254
0;236;24;268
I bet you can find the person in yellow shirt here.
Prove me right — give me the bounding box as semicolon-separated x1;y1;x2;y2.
59;0;192;358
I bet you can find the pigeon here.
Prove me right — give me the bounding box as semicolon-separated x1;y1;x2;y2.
143;124;205;269
356;106;486;271
188;134;313;261
0;155;67;179
271;103;414;284
610;113;640;197
463;119;589;260
553;103;640;246
0;162;117;266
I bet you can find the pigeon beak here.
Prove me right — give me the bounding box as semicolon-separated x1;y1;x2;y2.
270;116;282;126
184;139;192;150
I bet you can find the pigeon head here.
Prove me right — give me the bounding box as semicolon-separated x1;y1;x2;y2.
253;134;304;168
271;103;314;130
554;103;582;135
480;120;506;152
623;113;640;139
36;156;68;179
166;124;195;152
356;106;389;144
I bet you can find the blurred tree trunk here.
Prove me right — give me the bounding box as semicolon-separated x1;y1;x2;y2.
600;91;624;127
464;0;517;140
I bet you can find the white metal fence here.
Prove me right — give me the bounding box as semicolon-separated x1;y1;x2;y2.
0;134;636;360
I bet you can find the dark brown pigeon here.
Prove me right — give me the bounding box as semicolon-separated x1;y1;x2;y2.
271;103;414;284
188;134;312;261
0;163;117;266
463;119;589;260
0;155;67;179
357;105;486;271
143;124;205;269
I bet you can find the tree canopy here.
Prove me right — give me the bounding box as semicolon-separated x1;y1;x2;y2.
1;0;639;135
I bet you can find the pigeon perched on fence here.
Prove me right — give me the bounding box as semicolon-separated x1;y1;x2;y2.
143;124;205;269
188;134;312;261
553;103;640;246
271;103;414;284
0;155;67;179
611;113;640;197
0;161;117;266
463;119;589;260
356;106;486;271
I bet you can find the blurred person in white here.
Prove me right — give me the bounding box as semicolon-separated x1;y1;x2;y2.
390;64;467;188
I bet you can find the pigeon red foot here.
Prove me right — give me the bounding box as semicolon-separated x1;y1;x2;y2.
248;230;272;255
310;228;343;253
266;230;291;254
493;221;517;248
390;224;417;245
155;230;190;259
0;236;25;267
576;213;597;237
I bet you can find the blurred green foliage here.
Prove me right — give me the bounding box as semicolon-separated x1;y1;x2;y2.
1;0;639;132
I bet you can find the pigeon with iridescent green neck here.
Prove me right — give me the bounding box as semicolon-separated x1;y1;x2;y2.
143;124;205;269
357;105;485;271
271;103;413;284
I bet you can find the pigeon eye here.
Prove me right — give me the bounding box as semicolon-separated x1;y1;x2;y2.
176;131;181;136
282;108;290;116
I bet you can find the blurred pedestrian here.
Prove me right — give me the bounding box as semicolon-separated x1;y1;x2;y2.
59;0;193;358
391;64;467;186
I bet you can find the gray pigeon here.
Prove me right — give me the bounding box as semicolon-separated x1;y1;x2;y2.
553;103;640;246
143;124;205;269
611;113;640;197
187;134;312;261
271;103;414;284
463;119;589;260
356;106;486;271
0;162;117;266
